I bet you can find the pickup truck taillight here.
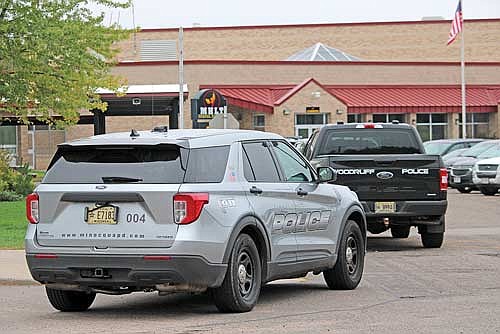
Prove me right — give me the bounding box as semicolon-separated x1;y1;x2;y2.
440;168;448;191
26;193;39;224
173;193;209;225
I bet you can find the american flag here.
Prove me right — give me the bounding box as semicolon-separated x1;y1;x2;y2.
447;0;463;45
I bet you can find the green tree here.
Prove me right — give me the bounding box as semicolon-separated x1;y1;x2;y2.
0;0;131;127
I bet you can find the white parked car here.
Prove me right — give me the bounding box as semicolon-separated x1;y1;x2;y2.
473;157;500;196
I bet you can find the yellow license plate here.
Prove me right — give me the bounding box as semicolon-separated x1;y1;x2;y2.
85;205;118;225
375;202;396;214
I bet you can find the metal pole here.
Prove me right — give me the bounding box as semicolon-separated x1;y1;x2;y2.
178;27;184;129
460;0;467;139
223;106;227;129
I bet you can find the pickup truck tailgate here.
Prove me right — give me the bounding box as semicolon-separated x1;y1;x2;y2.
323;155;444;201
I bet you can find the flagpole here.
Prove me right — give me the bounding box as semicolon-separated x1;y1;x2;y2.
178;26;184;129
460;0;466;138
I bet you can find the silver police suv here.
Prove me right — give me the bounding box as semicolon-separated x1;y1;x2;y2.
25;129;366;313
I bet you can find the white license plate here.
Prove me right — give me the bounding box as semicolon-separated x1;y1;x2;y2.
481;178;490;184
453;177;461;183
375;202;396;214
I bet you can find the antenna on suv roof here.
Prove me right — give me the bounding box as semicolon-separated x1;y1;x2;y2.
130;129;140;137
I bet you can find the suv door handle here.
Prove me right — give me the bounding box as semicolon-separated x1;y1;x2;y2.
249;186;263;194
297;188;308;196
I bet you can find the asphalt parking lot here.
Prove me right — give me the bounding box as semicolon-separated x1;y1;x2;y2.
1;189;499;334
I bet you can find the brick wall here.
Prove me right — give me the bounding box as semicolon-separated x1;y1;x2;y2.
116;20;500;62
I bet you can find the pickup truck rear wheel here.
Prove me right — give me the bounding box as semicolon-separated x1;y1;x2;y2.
479;186;498;196
391;226;410;238
323;220;364;290
421;232;444;248
211;233;261;313
46;287;95;312
457;186;472;193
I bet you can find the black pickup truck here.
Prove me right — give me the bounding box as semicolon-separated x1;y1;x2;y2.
303;122;448;248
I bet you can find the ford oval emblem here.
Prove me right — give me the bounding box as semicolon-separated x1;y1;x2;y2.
376;171;394;180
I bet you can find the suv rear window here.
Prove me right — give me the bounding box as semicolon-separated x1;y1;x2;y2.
43;144;230;184
319;128;421;155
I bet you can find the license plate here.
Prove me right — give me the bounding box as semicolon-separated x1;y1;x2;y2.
481;178;490;184
453;177;461;183
375;202;396;214
85;204;118;225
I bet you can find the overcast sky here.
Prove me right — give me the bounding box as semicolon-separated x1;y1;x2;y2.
93;0;500;29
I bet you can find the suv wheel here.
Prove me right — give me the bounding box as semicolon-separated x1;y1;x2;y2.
421;232;444;248
46;287;96;312
211;233;262;313
479;186;498;196
457;186;472;194
323;220;365;290
391;226;410;238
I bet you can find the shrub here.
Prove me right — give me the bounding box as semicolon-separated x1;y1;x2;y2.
0;191;22;202
0;150;35;200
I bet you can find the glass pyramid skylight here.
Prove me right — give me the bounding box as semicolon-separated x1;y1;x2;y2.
286;42;360;61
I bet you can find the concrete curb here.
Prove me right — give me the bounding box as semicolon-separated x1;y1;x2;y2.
0;279;39;286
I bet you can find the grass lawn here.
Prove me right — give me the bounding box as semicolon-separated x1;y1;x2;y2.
0;201;26;249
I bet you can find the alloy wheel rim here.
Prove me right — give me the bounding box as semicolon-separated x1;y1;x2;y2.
237;250;254;298
345;235;358;275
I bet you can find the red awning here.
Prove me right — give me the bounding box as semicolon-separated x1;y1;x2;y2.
199;86;294;113
201;83;500;114
327;86;500;114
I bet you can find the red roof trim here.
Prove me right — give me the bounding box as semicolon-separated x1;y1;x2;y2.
349;106;497;114
117;60;500;67
139;18;500;33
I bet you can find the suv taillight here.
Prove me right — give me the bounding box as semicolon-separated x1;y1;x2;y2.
26;193;39;224
440;168;448;191
173;193;209;225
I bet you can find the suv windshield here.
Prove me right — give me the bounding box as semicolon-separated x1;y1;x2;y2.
318;128;421;155
424;142;452;155
477;145;500;160
463;141;498;158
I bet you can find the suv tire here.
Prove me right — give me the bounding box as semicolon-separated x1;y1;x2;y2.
479;186;498;196
391;226;410;238
457;186;472;194
323;220;365;290
421;232;444;248
46;287;96;312
211;233;262;313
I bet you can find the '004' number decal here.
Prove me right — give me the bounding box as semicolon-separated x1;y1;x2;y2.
126;213;146;223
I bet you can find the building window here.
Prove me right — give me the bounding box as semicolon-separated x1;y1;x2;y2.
0;126;17;166
347;114;362;123
253;114;265;130
416;113;447;141
295;113;329;138
372;113;405;123
458;113;490;138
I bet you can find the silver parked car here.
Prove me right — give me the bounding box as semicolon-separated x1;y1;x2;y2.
25;129;366;313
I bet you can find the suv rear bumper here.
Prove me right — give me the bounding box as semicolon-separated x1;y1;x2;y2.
361;199;447;224
26;254;227;288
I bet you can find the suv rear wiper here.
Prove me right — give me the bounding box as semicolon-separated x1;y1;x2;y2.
102;176;143;184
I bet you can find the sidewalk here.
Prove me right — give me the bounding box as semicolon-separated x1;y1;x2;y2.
0;250;37;285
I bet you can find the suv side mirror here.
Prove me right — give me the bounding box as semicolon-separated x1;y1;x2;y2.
317;166;337;183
